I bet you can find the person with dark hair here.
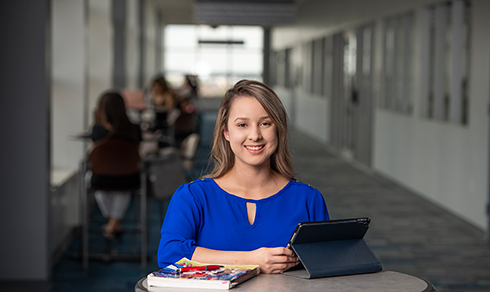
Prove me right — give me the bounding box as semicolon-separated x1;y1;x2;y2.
173;74;199;147
148;75;180;146
89;91;142;239
91;91;141;143
150;75;178;111
157;80;329;273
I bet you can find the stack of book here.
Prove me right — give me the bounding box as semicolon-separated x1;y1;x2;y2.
147;258;260;290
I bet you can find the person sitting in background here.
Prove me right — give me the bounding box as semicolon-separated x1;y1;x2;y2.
89;91;142;239
157;80;329;273
177;74;199;101
173;98;197;148
150;75;178;111
173;75;199;147
148;75;180;146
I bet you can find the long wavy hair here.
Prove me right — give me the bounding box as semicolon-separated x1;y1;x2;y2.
95;91;139;143
204;80;296;180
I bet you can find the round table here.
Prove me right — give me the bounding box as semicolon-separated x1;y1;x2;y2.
135;270;435;292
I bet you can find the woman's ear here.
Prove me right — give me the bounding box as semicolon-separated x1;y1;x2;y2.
223;128;230;141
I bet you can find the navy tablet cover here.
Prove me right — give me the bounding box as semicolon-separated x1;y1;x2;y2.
284;218;382;279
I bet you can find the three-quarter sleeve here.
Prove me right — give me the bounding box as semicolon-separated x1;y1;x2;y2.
157;183;203;267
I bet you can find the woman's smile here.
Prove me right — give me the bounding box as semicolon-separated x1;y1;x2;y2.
245;144;265;153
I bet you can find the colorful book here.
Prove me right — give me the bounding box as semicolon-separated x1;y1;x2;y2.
147;258;260;290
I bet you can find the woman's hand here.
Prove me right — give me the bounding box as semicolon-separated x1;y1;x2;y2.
191;246;299;274
250;247;299;274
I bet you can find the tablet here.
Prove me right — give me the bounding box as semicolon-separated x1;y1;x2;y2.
284;217;381;279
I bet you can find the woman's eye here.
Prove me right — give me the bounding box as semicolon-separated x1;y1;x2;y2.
238;123;247;127
261;122;271;127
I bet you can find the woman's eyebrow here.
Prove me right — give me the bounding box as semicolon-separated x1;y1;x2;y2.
234;117;249;122
234;116;270;122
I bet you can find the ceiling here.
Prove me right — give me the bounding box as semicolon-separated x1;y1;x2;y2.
155;0;194;24
155;0;298;26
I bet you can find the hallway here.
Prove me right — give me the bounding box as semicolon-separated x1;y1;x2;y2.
290;128;490;292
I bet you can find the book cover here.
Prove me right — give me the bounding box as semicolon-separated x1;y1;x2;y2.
147;258;260;290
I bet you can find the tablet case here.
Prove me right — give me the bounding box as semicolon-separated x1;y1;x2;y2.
285;218;382;279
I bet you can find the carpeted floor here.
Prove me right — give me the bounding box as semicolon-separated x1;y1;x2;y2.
51;196;166;292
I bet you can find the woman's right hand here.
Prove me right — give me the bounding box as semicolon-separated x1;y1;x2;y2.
249;247;299;274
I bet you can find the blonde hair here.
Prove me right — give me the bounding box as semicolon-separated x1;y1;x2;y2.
204;80;296;179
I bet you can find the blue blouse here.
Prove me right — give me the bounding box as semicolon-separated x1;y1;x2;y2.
157;178;329;267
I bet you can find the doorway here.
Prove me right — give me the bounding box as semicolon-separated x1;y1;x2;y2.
330;24;374;166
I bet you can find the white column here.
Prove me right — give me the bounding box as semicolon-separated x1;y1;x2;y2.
126;0;140;89
51;0;87;171
87;0;113;125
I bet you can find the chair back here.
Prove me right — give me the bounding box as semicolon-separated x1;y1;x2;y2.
88;138;141;176
147;150;187;201
88;138;141;191
179;133;200;171
180;133;200;159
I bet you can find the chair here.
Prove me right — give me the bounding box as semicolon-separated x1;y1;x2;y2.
179;133;200;179
147;148;187;200
81;137;148;276
146;148;187;220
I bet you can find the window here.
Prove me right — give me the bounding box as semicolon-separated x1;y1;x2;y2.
421;0;470;124
380;12;414;114
302;41;312;93
312;38;324;96
323;36;333;100
275;50;286;87
164;25;263;98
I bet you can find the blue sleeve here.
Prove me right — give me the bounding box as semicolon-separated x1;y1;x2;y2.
308;188;330;221
157;183;203;267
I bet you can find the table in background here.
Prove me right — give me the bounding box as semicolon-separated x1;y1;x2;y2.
135;270;435;292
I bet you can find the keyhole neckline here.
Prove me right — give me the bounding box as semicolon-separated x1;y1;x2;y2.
209;178;294;202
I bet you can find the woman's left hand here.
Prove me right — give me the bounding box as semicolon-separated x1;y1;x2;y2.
249;247;299;274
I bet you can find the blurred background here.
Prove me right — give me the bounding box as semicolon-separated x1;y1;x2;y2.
1;0;489;291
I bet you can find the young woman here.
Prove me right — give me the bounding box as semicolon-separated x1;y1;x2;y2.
157;80;329;274
90;91;142;239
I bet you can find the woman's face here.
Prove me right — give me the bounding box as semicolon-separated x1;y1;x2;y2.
224;95;278;169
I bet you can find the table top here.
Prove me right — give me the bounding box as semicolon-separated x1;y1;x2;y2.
135;270;435;292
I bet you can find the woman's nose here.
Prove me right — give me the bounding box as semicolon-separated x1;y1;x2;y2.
248;126;262;141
